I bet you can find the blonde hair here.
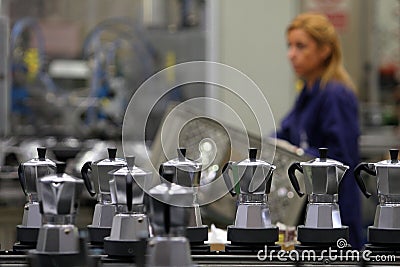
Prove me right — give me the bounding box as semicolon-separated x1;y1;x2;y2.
287;12;357;94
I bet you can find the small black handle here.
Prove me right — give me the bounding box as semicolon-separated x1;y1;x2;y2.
222;162;236;197
390;149;399;163
18;164;27;195
158;164;164;182
264;167;274;194
178;147;186;162
354;162;375;198
249;148;257;162
37;147;46;161
56;162;66;175
126;173;133;212
126;156;135;170
287;162;305;197
108;147;117;161
81;161;96;197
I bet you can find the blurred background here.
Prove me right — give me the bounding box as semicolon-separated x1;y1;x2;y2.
0;0;399;249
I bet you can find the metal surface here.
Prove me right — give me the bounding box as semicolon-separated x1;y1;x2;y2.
148;182;194;236
356;149;400;231
107;158;151;242
87;149;126;202
146;237;193;267
223;148;276;229
18;148;56;228
108;213;149;241
159;148;203;228
305;203;342;228
109;158;151;206
34;165;84;254
38;175;83;217
35;224;80;254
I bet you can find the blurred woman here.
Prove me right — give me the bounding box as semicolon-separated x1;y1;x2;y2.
276;12;362;249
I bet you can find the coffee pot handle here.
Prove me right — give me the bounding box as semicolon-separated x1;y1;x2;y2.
126;173;133;212
161;170;174;234
81;162;96;197
265;169;273;194
222;162;236;197
287;162;305;197
17;164;27;195
354;163;375;198
158;164;166;183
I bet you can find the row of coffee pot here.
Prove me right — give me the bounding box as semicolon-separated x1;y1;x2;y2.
15;145;400;259
15;147;198;266
223;146;400;253
12;148;360;255
82;147;198;265
17;145;338;257
288;147;400;252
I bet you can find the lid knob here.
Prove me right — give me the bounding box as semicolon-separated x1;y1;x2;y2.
56;162;66;175
178;148;186;162
108;147;117;160
249;148;257;162
126;156;135;170
37;147;46;161
390;149;399;163
319;148;328;162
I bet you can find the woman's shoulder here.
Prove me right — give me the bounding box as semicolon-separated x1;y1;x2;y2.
322;80;357;99
323;80;352;93
320;80;358;109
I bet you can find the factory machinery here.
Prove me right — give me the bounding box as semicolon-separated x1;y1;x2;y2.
0;143;399;267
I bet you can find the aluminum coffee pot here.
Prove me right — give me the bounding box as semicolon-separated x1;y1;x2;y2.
288;148;348;228
287;148;350;247
81;147;126;245
18;147;56;222
223;148;276;228
15;147;56;250
146;170;194;267
81;147;126;203
109;156;151;210
355;149;400;201
35;162;84;254
222;148;278;251
103;156;152;258
354;149;400;244
159;147;208;248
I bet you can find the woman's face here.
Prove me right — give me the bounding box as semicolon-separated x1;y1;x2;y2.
287;28;328;82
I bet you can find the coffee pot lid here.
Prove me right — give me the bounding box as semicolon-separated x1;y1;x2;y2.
22;147;56;167
236;148;275;169
110;156;151;176
375;149;400;167
300;148;348;168
93;147;126;166
40;162;83;184
162;148;202;169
